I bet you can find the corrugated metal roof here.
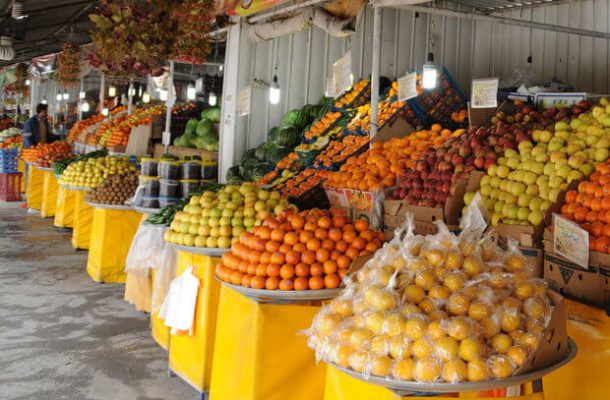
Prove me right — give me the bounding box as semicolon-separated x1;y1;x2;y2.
450;0;564;12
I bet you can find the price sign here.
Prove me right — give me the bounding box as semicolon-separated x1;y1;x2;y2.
332;50;352;99
553;213;589;269
238;86;251;117
471;78;499;108
534;93;587;109
398;72;418;101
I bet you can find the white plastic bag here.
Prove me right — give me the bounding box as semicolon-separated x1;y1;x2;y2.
158;266;200;335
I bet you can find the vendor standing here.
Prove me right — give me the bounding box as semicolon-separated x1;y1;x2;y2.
22;103;51;148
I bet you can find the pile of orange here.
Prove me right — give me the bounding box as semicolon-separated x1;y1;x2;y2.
278;168;329;198
451;109;468;123
324;126;454;192
216;209;383;291
313;135;370;169
21;141;73;167
560;161;610;253
67;114;106;142
304;111;343;141
335;79;370;109
275;151;299;170
0;135;21;149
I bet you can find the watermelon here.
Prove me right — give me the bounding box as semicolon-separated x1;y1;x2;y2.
268;126;279;142
276;125;301;148
185;119;199;135
267;146;291;165
282;109;308;130
201;107;221;123
241;148;259;164
250;162;272;181
255;141;277;161
319;96;334;108
196;119;215;137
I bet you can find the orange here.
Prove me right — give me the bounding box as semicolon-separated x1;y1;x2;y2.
332;215;347;228
306;238;321;251
271;228;286;242
302;250;316;265
603;224;610;238
251;275;266;289
295;263;310;277
315;228;329;240
590;237;597;251
299;230;314;244
590;221;604;237
574;207;589;222
310;263;324;276
290;215;305;230
352;237;367;250
258;226;272;240
265;277;280;290
322;239;335;251
365;242;379;252
279;278;294;290
323;260;338;274
265;240;281;253
284;231;299;246
280;264;295;279
294;277;309;290
346;247;360;260
335;240;348;252
241;274;252;287
328;228;343;242
325;274;341;289
354;220;369;232
586;211;599;223
286;250;301;265
565;191;577;204
256;264;267;277
337;255;351;269
304;221;317;231
292;242;306;253
590;198;602;211
279;243;292;254
266;264;280;277
309;276;324;290
318;216;332;229
316;248;331;263
359;230;374;242
595;236;610;253
343;230;357;243
602;196;610;210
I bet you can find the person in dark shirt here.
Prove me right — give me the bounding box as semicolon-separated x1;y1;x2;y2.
22;103;51;148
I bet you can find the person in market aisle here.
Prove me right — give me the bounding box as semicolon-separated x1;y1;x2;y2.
22;103;52;148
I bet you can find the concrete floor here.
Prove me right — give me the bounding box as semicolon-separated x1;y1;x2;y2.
0;203;196;400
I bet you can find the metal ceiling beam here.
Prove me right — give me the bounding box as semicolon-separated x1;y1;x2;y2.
374;1;610;39
248;0;329;23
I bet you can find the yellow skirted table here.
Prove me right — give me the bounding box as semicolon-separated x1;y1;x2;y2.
209;286;327;400
25;164;44;210
543;300;610;400
86;204;142;283
168;251;222;393
40;169;59;218
54;186;75;229
18;159;25;193
71;189;94;250
150;267;170;351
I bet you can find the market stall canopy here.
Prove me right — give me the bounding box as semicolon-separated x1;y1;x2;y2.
0;0;96;67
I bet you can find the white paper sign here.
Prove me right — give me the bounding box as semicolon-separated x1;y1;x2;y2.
398;72;418;101
195;78;204;93
553;213;589;269
332;50;352;99
325;76;335;98
534;93;587;109
471;78;499;108
238;86;251;117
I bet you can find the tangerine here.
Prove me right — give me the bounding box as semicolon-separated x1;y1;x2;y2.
265;276;280;290
279;278;294;290
280;264;295;279
310;263;324;276
294;277;309;290
307;238;321;251
309;276;324;290
324;274;341;288
251;275;266;289
316;248;331;263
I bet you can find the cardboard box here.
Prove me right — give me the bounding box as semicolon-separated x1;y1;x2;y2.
544;252;605;306
490;232;544;278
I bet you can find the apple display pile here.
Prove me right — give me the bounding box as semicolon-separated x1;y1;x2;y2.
164;183;295;249
308;218;553;383
216;209;384;291
470;101;610;226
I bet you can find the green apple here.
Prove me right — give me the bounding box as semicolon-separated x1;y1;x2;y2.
188;224;199;235
194;235;207;247
517;207;530;221
494;201;505;213
556;165;572;180
210;208;222;218
175;233;186;246
209;227;220;238
541;200;553;211
189;214;200;224
464;192;476;206
198;225;211;236
497;165;510;178
526;184;539;196
507;204;519;219
218;237;232;249
258;190;270;200
257;210;270;220
206;236;218;248
506;158;520;170
549;175;565;189
243;217;255;228
179;222;191;234
594;148;610;162
219;226;232;237
208;217;220;227
539;130;553;143
510;182;526;197
243;207;256;218
567;170;584;183
528;197;543;211
497;157;508;166
487;164;498;177
183;234;195;247
479;185;492;197
491;212;502;226
219;216;231;227
555;121;570;131
579;163;594;176
222;208;234;218
517;193;532;208
528;210;544;226
232;226;245;238
548;188;561;203
231;217;243;227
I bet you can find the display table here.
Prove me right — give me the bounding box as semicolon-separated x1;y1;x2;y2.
25;164;44;210
86;203;141;283
150;267;170;351
71;189;94;249
54;185;75;229
39;168;58;218
208;286;326;400
18;159;25;193
543;300;610;400
168;250;223;394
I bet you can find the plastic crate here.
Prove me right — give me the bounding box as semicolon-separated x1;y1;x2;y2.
0;172;22;201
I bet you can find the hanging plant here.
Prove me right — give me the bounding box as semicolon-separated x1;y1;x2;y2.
12;63;29;97
88;0;214;76
55;42;81;87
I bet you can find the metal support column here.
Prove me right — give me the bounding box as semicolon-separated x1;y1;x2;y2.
369;5;382;139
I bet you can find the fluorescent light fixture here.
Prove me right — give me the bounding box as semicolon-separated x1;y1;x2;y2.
128;86;136;97
219;65;223;72
79;91;86;99
159;89;168;101
25;78;30;86
62;91;69;100
108;85;117;97
142;92;151;103
187;82;196;100
56;92;62;101
101;107;109;116
208;92;217;106
269;75;280;105
81;102;90;112
422;52;438;90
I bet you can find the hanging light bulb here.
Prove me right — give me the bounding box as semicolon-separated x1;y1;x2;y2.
159;89;168;101
101;107;109;116
108;85;117;97
219;65;223;72
422;52;438;90
81;101;90;112
208;92;217;106
187;82;197;101
41;97;47;105
62;90;69;100
269;75;280;105
56;92;62;101
128;85;136;97
138;86;143;97
79;91;86;99
142;91;151;103
25;78;30;86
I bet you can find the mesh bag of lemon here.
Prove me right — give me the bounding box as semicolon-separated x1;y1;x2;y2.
307;204;554;385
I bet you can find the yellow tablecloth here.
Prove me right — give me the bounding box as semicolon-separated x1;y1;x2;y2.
25;165;44;210
209;286;326;400
168;251;222;393
18;159;25;193
87;207;141;283
150;267;170;351
54;186;75;228
71;190;93;250
40;170;59;218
